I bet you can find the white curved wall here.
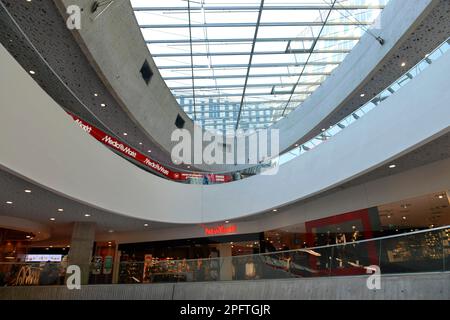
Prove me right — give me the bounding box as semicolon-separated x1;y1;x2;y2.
54;0;434;169
0;43;449;224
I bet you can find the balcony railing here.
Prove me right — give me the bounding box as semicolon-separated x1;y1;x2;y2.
0;226;448;286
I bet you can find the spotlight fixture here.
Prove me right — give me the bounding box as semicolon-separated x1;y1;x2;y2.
57;208;64;212
148;150;152;153
401;62;406;67
94;93;99;97
144;223;149;227
84;214;91;217
50;217;56;221
5;201;13;205
100;103;106;107
272;209;278;212
225;221;230;224
29;70;35;75
389;164;396;169
123;132;128;136
24;189;32;193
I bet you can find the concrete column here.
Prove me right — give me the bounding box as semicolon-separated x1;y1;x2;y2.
217;244;233;281
112;248;121;284
68;222;95;285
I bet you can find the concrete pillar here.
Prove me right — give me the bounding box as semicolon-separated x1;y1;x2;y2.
68;222;95;285
112;248;121;284
217;243;233;281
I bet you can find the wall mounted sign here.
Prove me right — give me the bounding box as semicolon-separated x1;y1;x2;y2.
69;113;232;183
25;254;62;262
203;224;237;236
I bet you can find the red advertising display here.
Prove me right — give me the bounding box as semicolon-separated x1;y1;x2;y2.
69;113;232;183
203;224;237;236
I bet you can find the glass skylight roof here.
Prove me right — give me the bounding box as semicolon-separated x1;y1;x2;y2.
131;0;390;131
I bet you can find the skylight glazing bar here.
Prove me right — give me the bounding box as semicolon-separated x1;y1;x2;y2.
164;72;332;80
187;0;196;120
158;61;341;69
146;36;360;44
134;5;385;12
152;49;351;58
282;0;338;116
140;21;373;29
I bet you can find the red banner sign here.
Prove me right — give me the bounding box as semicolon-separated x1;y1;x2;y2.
204;224;237;236
69;113;232;183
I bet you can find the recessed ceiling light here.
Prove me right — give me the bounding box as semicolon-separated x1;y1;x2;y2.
148;150;152;153
438;195;444;199
225;220;230;224
139;142;143;145
295;144;299;147
389;164;396;169
26;235;31;239
84;214;91;217
187;166;191;169
321;128;326;132
100;103;106;107
144;223;149;227
24;189;32;193
5;201;13;205
387;215;391;219
57;208;64;212
272;209;278;212
123;132;128;136
402;216;407;220
401;62;406;67
50;217;56;221
108;241;112;244
94;93;99;97
108;229;114;233
49;246;53;248
360;93;365;97
29;70;35;75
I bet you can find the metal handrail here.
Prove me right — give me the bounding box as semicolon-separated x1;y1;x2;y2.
116;225;450;265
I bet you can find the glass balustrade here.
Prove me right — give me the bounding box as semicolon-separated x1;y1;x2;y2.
1;226;447;286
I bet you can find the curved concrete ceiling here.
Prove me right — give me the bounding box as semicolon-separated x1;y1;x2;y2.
1;40;449;224
0;0;194;174
0;216;51;242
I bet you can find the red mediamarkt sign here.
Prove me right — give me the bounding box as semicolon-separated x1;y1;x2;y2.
204;224;237;236
69;113;232;183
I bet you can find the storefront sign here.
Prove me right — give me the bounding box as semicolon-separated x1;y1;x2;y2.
204;224;237;236
25;254;62;262
69;113;232;183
